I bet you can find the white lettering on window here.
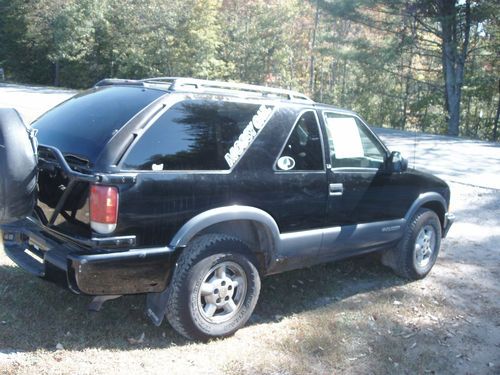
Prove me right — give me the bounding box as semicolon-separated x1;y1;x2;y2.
224;105;273;167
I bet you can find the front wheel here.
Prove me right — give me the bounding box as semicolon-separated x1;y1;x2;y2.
382;208;442;280
165;234;261;340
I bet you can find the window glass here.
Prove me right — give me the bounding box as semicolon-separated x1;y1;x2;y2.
276;111;323;171
324;113;385;169
33;86;164;164
122;100;273;170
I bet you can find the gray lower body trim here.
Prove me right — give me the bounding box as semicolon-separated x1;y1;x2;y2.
269;218;406;274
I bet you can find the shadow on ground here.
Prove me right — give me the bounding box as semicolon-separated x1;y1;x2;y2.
0;254;406;352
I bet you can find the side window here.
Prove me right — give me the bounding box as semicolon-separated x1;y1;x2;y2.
122;100;273;170
276;111;323;171
324;112;385;169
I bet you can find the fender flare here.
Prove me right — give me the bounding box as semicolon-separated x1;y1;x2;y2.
169;205;281;251
404;192;447;225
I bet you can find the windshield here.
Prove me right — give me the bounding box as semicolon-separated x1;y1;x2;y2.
33;86;164;165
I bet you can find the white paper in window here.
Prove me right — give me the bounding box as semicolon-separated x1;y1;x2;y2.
325;117;364;159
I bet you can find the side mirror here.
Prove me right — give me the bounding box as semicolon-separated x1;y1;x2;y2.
386;151;408;173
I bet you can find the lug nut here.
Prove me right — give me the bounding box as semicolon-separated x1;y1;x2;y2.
216;298;221;303
221;281;226;286
228;285;232;291
225;296;229;301
214;288;219;295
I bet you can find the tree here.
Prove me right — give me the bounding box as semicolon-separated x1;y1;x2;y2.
415;0;472;136
316;0;492;136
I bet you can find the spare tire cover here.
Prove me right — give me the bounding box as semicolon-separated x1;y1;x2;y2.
0;108;38;224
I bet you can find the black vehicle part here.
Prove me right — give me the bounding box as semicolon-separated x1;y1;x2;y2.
0;108;38;224
165;234;261;340
382;208;442;280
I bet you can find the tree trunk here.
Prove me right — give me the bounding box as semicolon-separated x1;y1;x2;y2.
438;0;471;137
340;58;347;107
493;79;500;141
309;0;320;94
54;61;60;87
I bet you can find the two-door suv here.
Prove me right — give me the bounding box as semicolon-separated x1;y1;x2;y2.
0;78;454;340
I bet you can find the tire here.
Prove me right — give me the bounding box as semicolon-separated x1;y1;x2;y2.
0;108;38;224
165;234;261;341
382;208;442;280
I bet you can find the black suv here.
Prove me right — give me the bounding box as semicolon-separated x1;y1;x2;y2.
0;78;454;340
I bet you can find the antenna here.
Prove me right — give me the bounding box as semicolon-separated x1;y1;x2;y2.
413;126;418;169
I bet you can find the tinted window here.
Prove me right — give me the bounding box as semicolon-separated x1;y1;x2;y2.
33;86;164;163
324;112;385;169
276;111;323;171
122;100;271;170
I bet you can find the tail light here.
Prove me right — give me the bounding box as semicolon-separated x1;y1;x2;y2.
90;185;119;234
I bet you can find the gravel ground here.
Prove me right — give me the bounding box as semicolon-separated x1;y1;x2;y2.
0;83;75;124
0;84;499;374
374;127;500;190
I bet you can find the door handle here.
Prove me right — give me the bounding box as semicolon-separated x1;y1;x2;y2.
329;183;343;196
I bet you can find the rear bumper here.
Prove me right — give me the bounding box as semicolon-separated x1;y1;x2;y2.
1;218;177;295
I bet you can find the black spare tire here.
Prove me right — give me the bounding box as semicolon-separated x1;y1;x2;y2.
0;108;38;224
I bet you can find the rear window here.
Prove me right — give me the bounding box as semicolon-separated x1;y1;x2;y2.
33;86;164;164
122;100;273;171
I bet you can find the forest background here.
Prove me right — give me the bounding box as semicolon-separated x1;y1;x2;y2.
0;0;498;141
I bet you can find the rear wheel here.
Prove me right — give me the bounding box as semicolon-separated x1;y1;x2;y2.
382;208;442;280
165;234;261;340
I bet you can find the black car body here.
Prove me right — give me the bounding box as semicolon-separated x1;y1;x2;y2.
0;78;454;340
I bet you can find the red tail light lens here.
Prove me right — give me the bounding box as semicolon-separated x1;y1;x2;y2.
90;185;118;234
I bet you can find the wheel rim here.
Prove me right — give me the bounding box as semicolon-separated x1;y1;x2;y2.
197;261;247;324
414;225;436;269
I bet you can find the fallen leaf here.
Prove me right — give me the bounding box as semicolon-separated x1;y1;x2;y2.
128;332;145;345
403;332;417;339
55;343;64;351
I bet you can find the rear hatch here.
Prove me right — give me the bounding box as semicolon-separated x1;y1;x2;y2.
32;86;164;238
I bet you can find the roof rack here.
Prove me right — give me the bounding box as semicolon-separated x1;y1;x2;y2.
149;77;312;101
95;77;313;102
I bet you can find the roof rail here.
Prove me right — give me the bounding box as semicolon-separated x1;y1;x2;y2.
94;78;144;87
141;77;313;102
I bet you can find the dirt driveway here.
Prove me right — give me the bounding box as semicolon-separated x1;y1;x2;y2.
0;84;499;374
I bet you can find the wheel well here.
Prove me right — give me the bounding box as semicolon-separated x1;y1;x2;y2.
192;220;275;274
421;201;445;229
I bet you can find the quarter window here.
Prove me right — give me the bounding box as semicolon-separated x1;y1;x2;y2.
324;112;385;169
122;100;272;170
276;111;323;171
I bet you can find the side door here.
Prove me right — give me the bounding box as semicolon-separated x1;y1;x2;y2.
267;109;328;269
271;110;327;233
319;111;408;257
